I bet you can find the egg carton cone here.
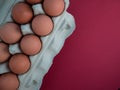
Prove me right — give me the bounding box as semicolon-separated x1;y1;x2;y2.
0;0;76;90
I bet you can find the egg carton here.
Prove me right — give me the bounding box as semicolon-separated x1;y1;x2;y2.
0;0;75;90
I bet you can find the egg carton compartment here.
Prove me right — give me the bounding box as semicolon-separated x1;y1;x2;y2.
0;0;75;90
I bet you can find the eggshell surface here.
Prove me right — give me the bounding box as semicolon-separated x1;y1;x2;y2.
9;54;31;74
20;34;42;55
0;73;19;90
0;23;22;44
0;43;10;63
43;0;65;16
32;14;53;36
12;2;33;24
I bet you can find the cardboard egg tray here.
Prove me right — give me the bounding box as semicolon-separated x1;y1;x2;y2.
0;0;75;90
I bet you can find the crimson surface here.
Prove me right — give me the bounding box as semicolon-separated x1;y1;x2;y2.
40;0;120;90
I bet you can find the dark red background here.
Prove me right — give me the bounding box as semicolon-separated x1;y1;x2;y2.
40;0;120;90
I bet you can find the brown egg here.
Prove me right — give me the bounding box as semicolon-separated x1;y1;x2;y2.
9;54;31;74
20;34;42;55
0;43;10;63
12;2;33;24
0;23;22;44
0;73;19;90
32;15;53;36
26;0;42;4
43;0;65;16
